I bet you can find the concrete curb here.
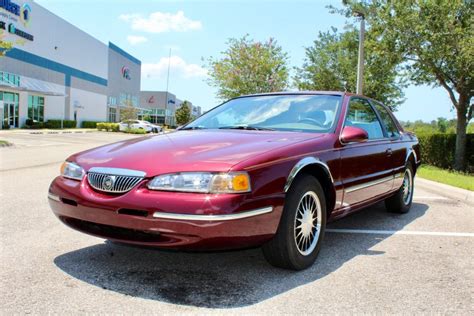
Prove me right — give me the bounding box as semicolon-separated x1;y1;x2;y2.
415;177;474;206
0;129;96;135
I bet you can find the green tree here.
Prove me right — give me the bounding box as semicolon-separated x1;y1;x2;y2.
437;117;448;133
120;101;138;129
206;35;290;100
337;0;473;170
294;27;405;110
176;101;192;125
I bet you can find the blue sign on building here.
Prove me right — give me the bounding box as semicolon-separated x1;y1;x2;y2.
0;0;20;16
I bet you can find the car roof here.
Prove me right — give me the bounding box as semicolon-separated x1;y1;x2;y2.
236;91;344;98
233;91;380;103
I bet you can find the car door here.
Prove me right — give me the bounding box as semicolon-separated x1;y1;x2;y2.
371;101;406;190
340;97;393;206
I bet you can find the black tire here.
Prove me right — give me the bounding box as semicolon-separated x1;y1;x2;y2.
262;174;327;270
385;163;415;213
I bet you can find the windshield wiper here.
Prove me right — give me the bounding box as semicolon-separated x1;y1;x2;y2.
219;125;275;131
180;126;206;130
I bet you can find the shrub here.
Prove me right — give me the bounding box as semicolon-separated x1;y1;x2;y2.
22;119;46;129
81;121;102;128
110;123;119;132
45;120;76;129
97;122;119;132
125;128;146;134
417;133;474;173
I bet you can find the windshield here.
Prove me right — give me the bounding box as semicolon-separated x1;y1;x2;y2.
184;94;342;133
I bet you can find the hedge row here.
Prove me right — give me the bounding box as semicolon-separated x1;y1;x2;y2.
81;121;103;128
97;122;119;132
24;119;76;129
125;128;146;134
45;120;76;129
417;133;474;172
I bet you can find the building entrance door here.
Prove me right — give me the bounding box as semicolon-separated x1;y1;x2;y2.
2;92;19;128
3;102;18;128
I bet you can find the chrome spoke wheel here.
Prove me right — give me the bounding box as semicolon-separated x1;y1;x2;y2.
402;168;413;205
294;191;322;256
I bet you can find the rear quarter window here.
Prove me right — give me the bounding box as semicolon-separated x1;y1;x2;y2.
373;102;400;138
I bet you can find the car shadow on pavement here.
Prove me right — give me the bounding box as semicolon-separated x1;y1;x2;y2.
54;202;428;308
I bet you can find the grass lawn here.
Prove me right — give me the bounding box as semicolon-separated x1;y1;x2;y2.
417;165;474;191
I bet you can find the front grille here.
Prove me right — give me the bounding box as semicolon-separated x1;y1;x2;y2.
87;170;144;193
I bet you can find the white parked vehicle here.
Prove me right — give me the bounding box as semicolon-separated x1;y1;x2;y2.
119;120;162;133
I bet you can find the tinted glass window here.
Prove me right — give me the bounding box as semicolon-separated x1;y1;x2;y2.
373;102;400;138
345;98;384;139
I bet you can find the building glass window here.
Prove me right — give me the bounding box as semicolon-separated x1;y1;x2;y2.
28;95;45;122
108;96;117;106
118;93;138;107
0;71;20;87
131;96;138;107
108;107;117;122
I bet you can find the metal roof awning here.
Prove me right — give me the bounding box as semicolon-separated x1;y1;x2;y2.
0;77;66;97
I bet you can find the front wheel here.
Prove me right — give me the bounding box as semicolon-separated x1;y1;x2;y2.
262;174;327;270
385;163;414;213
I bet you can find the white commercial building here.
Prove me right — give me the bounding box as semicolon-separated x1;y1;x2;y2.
0;0;141;128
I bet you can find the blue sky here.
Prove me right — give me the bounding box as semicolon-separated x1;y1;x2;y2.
36;0;456;122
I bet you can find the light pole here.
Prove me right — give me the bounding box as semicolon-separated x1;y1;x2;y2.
164;48;171;126
354;11;365;95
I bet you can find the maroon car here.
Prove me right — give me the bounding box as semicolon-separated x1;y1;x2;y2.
49;92;420;270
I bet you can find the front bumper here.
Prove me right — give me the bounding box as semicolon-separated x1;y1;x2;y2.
48;176;284;250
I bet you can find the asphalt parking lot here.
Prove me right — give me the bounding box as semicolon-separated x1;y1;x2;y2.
1;132;473;314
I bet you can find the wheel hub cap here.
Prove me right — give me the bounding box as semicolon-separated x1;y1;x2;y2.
402;169;413;205
294;191;322;256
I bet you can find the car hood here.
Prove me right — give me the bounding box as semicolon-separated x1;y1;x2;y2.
72;130;325;176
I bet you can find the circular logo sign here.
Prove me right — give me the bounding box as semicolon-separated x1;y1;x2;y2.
102;176;115;191
121;66;131;80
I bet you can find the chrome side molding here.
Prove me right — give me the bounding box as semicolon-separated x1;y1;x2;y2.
406;148;420;165
152;206;273;221
345;175;394;194
284;157;334;192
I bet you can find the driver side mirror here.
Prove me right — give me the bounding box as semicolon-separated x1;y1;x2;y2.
341;126;368;144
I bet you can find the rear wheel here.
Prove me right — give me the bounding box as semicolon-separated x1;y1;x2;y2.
262;175;327;270
385;163;414;213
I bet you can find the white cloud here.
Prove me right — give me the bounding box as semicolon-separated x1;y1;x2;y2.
126;35;148;45
142;56;207;79
119;11;202;33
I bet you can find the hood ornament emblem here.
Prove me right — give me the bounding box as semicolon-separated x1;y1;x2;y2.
102;175;115;191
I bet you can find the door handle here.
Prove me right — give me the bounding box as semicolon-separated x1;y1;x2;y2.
386;148;393;156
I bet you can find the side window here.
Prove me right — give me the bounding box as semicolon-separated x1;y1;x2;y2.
345;98;384;139
372;102;400;138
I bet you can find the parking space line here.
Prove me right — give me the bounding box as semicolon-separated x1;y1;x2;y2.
326;228;474;237
414;196;449;200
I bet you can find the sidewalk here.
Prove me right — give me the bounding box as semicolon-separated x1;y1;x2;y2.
416;177;474;206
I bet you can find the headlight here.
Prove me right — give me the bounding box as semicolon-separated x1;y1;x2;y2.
60;161;85;180
147;172;251;193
